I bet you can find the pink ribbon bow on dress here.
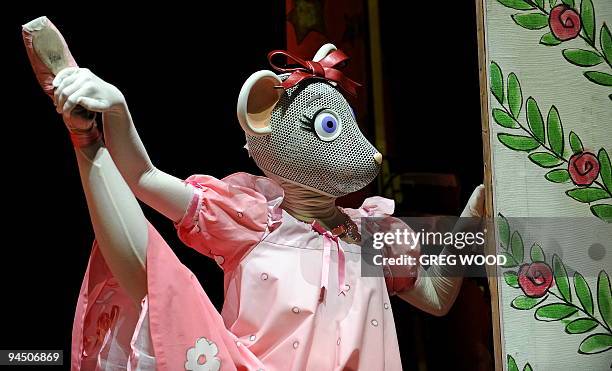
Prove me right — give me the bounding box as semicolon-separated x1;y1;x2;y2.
311;220;347;302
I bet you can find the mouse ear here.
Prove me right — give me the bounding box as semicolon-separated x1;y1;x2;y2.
237;70;282;136
312;43;337;62
312;44;340;88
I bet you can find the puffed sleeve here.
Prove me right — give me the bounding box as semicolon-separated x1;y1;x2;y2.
174;174;272;271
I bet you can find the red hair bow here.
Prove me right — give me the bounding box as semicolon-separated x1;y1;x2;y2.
267;49;361;96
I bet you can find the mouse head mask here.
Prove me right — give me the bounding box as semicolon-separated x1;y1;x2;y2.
237;44;382;197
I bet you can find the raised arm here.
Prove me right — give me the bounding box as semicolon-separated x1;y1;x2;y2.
54;67;193;222
398;185;485;316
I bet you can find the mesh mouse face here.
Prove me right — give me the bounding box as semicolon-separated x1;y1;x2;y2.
237;44;382;197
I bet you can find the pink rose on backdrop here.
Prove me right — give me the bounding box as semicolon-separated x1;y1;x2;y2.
568;152;600;186
518;262;554;298
549;5;581;41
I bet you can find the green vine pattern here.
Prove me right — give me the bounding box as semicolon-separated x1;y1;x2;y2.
499;213;612;355
496;0;612;96
490;61;612;223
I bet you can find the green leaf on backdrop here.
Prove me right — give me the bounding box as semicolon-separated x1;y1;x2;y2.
504;271;520;288
497;0;535;10
490;62;504;104
512;295;547;310
598;270;612;330
545;169;570;183
601;24;612;65
562;49;603;66
535;303;577;321
580;0;595;45
553;254;571;302
566;188;610;203
508;73;523;117
502;252;519;268
530;243;546;262
526;98;545;142
528;152;563;167
498;133;540;151
561;0;574;7
569;131;584;154
511;231;524;263
507;354;519;371
574;272;594;315
591;204;612;223
584;71;612;86
493;109;519;128
540;32;562;46
498;213;510;249
546;106;564;156
598;148;612;193
512;13;549;30
578;333;612;354
565;318;598;334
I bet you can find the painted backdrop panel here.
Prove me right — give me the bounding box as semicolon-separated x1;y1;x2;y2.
481;0;612;370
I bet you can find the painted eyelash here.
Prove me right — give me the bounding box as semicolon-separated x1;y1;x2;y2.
299;108;328;133
299;113;315;132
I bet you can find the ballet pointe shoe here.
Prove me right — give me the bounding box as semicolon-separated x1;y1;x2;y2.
23;16;100;147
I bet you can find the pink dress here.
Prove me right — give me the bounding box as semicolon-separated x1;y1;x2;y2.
71;172;420;370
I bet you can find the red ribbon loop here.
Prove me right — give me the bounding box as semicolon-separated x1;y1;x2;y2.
267;49;361;96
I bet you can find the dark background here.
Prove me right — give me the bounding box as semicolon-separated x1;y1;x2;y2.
1;4;490;370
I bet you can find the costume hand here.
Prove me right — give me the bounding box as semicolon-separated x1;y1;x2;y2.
460;184;485;218
52;67;125;126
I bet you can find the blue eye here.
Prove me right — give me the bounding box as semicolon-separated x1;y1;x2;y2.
314;109;342;141
322;116;337;133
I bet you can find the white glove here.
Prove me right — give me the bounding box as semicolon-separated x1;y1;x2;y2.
399;184;486;316
460;184;486;218
52;67;125;129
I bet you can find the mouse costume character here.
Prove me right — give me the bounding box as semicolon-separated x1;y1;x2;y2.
23;17;484;371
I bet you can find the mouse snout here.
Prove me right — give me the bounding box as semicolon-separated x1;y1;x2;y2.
373;152;383;165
